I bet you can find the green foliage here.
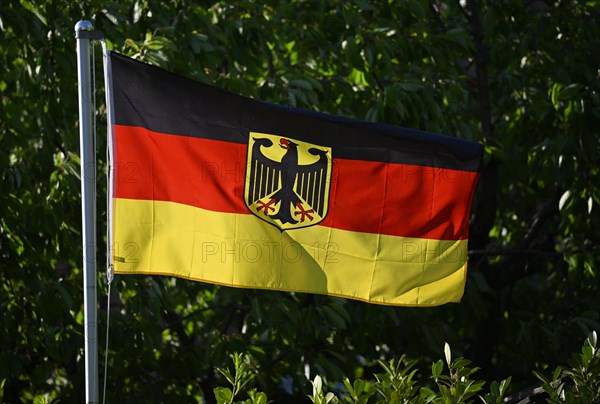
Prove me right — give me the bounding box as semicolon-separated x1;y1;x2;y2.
211;338;595;403
479;378;511;404
430;343;485;403
214;343;512;404
372;357;420;403
1;0;599;402
213;353;260;404
534;331;600;403
342;377;375;404
31;395;59;404
309;375;338;404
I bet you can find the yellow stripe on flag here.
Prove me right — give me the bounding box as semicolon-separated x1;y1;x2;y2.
112;198;468;306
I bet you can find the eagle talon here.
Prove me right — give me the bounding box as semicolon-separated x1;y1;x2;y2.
257;198;277;215
294;203;315;222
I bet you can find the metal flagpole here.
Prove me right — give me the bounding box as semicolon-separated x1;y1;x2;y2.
75;20;102;403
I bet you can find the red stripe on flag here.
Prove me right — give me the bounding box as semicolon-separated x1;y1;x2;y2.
114;125;247;214
324;158;477;240
114;125;478;240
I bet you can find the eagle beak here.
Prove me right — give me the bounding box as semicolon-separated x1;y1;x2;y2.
279;138;289;149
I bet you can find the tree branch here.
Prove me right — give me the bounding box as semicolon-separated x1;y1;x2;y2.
469;249;561;257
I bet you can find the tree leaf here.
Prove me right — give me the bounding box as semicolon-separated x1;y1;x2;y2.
444;343;452;367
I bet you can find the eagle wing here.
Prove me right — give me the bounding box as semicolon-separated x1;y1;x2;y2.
247;138;283;204
295;148;329;217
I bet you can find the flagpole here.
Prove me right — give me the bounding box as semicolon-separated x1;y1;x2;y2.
75;20;98;404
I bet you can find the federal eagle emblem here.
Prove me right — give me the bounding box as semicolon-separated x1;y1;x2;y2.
244;132;333;230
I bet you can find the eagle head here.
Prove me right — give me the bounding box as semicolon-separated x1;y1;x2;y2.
279;138;297;150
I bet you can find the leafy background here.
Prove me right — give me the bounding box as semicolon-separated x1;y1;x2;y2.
1;0;599;402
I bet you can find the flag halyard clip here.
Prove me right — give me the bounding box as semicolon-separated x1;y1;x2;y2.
106;264;114;285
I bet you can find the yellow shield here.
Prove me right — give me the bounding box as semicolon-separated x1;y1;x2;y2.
244;132;333;230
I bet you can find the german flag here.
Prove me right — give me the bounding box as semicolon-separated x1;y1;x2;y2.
106;51;482;306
